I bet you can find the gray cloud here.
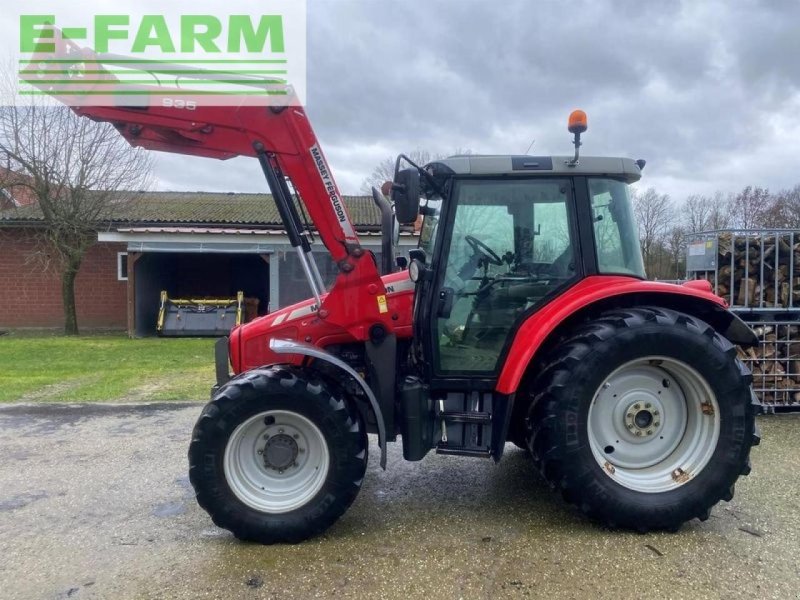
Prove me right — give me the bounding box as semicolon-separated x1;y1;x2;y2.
152;0;800;201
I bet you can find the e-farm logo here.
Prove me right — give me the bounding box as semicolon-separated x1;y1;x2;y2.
20;15;285;55
15;2;306;107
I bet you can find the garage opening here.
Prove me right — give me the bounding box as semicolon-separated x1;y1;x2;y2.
134;252;270;337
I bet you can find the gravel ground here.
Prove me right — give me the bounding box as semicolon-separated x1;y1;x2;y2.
0;403;797;600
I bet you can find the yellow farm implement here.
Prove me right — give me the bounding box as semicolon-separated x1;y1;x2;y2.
157;291;244;337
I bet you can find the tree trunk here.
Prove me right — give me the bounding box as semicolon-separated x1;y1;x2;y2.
62;266;79;336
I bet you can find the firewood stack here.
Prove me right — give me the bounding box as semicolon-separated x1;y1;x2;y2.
737;323;800;406
688;231;800;408
701;232;800;308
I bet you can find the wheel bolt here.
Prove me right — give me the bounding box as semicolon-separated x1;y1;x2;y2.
654;422;660;427
635;431;642;436
293;433;300;439
653;410;660;416
278;469;284;474
263;434;269;440
627;413;633;419
299;448;305;453
257;449;263;455
634;403;641;410
278;428;285;434
647;430;653;435
645;403;651;408
627;424;634;429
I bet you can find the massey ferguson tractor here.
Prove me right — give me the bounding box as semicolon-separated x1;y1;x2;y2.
26;39;760;544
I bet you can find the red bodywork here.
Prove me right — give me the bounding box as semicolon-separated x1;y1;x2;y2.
496;277;726;394
229;271;416;373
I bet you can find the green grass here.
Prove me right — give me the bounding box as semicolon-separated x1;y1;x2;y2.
0;333;216;403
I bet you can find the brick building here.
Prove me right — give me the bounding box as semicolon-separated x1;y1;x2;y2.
0;191;414;334
0;167;37;210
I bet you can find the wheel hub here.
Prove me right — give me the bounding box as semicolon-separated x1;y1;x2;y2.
263;433;299;471
624;401;662;437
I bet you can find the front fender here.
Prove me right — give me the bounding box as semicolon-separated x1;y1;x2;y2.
270;339;388;469
496;276;756;395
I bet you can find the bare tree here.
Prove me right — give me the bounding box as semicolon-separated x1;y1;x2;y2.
682;192;731;234
0;99;152;335
360;148;471;193
706;191;730;230
633;187;674;274
684;195;712;233
761;185;800;228
666;225;686;279
726;186;771;229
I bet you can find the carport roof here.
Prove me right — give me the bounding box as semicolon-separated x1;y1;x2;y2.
0;191;381;229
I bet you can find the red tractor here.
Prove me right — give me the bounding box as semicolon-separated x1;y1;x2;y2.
27;45;760;543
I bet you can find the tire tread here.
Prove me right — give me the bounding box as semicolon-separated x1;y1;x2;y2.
188;365;368;544
526;306;758;532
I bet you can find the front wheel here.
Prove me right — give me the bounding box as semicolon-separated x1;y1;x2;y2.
527;307;758;531
189;366;368;544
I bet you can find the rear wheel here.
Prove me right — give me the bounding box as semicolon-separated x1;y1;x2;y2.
527;307;758;531
189;366;368;544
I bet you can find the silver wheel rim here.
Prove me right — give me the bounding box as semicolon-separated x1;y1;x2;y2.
587;356;720;493
224;410;330;513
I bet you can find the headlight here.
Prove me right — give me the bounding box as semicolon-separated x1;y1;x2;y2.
409;259;422;283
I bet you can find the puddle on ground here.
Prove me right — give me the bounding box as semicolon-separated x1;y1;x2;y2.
0;490;48;512
152;501;187;518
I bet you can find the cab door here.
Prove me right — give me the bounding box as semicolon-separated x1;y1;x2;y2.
427;177;579;378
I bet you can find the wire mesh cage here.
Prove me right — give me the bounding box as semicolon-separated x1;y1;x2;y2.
686;229;800;310
737;320;800;410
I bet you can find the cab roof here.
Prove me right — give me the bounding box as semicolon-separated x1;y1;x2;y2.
428;155;643;183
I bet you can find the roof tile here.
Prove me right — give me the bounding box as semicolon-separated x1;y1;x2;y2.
0;191;381;229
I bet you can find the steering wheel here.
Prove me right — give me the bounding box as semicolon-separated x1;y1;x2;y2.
465;235;503;266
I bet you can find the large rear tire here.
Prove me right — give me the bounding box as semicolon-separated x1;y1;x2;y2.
189;366;368;544
526;306;759;531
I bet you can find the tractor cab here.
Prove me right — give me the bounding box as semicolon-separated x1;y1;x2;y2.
392;112;646;384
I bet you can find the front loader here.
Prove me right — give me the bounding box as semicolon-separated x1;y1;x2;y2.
27;39;761;543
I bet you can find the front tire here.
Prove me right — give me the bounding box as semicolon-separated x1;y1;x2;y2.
527;307;758;531
189;366;368;544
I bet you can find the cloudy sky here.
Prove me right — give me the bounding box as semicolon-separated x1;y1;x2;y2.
13;0;800;201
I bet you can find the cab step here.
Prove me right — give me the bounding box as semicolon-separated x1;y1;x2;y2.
435;444;492;458
439;411;492;425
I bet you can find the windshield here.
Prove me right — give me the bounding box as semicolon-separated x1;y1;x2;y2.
588;178;646;278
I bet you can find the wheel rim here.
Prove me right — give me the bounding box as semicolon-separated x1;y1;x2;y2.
587;356;720;493
224;410;330;513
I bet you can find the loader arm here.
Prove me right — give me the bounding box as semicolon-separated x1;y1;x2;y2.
21;30;359;265
23;35;394;342
69;101;358;263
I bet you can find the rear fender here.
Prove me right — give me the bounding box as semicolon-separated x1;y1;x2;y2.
270;339;388;469
496;276;758;395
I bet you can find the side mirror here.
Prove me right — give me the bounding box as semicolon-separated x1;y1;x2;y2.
371;186;396;275
392;168;420;224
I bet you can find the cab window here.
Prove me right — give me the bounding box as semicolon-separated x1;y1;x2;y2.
435;179;575;374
